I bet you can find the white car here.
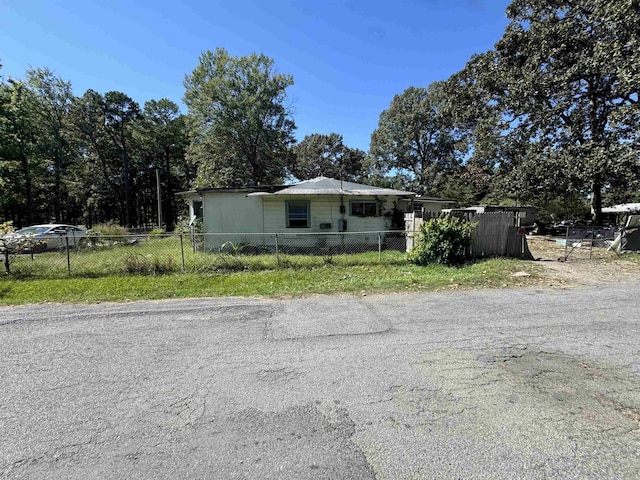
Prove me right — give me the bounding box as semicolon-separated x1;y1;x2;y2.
2;224;86;252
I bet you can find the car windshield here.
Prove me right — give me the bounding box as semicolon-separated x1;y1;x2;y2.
15;227;50;235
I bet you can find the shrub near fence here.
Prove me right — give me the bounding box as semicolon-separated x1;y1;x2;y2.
407;212;534;260
4;232;409;278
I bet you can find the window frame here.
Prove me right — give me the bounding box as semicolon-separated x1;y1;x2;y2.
192;200;203;221
349;200;379;217
286;199;311;228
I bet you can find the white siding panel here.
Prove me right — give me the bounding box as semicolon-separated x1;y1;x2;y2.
262;195;406;233
347;196;395;232
263;200;286;232
203;192;264;233
263;197;344;233
419;201;446;213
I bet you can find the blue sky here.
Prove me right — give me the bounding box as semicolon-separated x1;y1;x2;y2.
0;0;511;150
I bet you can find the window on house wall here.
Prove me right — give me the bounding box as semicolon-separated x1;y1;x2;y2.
192;200;203;220
350;200;378;217
286;200;310;228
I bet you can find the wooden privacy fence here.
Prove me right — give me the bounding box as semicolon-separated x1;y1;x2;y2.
406;212;534;260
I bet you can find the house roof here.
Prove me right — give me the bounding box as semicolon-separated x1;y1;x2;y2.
177;186;283;196
248;177;416;197
414;196;455;204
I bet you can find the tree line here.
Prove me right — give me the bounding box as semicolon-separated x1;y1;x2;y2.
0;68;195;229
369;0;640;223
2;0;639;228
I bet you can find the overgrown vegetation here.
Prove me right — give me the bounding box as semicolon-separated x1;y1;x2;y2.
122;254;176;275
408;217;476;266
0;221;14;274
5;236;409;278
0;221;47;274
0;258;539;305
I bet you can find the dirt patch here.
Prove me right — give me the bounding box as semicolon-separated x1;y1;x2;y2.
527;236;640;286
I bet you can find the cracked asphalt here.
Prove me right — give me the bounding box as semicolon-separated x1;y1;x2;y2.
1;283;640;479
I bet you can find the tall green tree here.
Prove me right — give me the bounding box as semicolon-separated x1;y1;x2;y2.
0;79;44;226
453;0;640;222
184;48;296;187
101;92;140;227
369;83;466;196
1;65;195;229
25;68;75;222
291;133;365;181
135;99;192;229
70;90;127;226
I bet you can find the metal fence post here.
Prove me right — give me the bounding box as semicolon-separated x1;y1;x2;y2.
65;236;71;275
378;232;382;262
275;233;279;265
3;249;9;274
590;228;595;260
564;226;569;261
179;234;186;272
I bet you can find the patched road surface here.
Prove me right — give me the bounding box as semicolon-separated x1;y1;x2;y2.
2;284;640;479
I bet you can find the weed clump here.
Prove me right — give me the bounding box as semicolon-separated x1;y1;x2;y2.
123;254;176;275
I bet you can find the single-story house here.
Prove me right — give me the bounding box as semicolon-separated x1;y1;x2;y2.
180;177;452;252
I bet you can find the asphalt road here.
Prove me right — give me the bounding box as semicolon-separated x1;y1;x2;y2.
1;284;640;479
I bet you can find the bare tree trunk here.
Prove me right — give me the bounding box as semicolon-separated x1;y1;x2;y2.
20;153;34;225
122;135;132;227
591;177;602;225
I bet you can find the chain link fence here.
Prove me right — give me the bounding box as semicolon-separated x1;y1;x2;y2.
527;226;621;261
2;231;408;278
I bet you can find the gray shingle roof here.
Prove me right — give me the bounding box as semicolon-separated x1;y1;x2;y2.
268;177;415;196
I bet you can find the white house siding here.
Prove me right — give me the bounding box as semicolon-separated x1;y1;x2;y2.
202;192;263;233
259;195;405;251
261;195;406;232
202;192;265;251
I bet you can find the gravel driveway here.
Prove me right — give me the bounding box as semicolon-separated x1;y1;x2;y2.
1;284;640;479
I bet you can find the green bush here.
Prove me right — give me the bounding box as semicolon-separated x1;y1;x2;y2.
408;216;476;266
149;228;166;236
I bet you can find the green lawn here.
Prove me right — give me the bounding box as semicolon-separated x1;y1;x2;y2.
5;236;410;278
0;258;540;305
0;236;544;305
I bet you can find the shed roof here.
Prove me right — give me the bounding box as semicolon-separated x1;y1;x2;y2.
602;203;640;213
